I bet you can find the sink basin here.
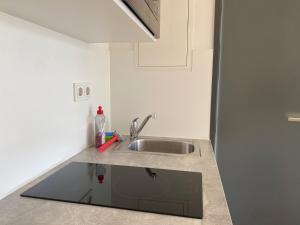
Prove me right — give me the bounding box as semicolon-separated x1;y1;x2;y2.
128;139;195;154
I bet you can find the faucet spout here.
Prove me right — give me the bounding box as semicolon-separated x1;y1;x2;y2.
137;114;153;134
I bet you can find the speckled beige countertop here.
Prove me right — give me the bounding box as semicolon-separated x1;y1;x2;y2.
0;137;232;225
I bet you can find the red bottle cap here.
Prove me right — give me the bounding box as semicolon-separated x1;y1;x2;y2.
97;106;104;115
98;175;104;184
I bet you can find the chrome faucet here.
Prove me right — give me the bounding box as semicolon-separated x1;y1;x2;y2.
130;113;156;141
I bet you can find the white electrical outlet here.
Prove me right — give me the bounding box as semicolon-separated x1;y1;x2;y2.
73;82;91;102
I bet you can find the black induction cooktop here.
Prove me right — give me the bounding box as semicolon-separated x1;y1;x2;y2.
21;162;202;219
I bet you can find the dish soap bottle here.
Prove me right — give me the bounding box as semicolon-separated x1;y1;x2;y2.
95;106;106;148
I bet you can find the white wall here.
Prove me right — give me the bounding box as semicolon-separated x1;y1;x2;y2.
110;0;215;139
0;13;111;199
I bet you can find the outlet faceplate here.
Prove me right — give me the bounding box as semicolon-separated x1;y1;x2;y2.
73;82;91;102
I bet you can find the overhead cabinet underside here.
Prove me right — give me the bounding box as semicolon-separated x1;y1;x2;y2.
0;0;156;42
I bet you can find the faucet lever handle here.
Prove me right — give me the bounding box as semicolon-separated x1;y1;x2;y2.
132;117;139;129
132;117;139;123
130;117;140;140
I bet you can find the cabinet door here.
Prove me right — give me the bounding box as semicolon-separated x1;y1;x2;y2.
137;0;190;68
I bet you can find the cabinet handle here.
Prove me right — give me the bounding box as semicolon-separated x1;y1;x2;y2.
287;113;300;122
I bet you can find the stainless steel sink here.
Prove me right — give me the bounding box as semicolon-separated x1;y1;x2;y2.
128;139;195;154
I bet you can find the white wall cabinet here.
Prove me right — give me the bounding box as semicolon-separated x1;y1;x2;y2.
0;0;155;43
136;0;192;69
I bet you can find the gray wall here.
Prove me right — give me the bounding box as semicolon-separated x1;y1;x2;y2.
216;0;300;225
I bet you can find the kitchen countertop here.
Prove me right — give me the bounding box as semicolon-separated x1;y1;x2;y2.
0;137;232;225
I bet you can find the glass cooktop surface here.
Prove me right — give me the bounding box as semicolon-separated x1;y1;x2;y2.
21;162;202;219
